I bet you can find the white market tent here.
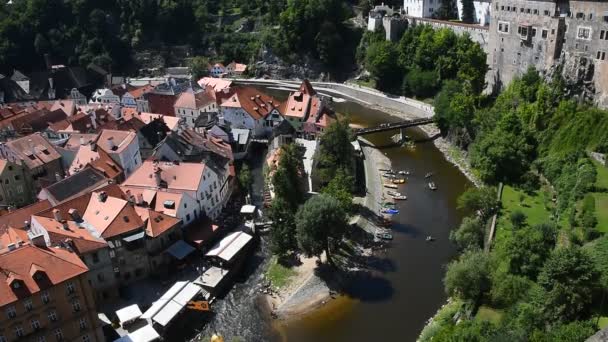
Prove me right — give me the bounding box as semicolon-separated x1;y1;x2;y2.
116;304;143;327
205;231;253;263
114;324;160;342
194;266;228;290
140;280;202;327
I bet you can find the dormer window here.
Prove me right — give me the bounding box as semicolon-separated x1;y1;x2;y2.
12;281;20;289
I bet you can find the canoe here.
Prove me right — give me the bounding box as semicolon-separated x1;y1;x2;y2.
384;184;399;189
392;179;406;184
392;196;407;200
381;208;399;214
398;171;410;176
387;190;401;197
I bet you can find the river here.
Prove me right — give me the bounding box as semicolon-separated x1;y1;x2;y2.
192;89;472;342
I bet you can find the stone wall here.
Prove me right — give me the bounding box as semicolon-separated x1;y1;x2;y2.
407;17;490;52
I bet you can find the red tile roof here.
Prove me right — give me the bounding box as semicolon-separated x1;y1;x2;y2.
147;93;178;116
31;215;107;254
174;89;215;110
220;87;281;120
0;200;52;232
2;133;62;170
0;244;88;306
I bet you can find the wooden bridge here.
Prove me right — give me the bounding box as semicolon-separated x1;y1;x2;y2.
354;117;435;136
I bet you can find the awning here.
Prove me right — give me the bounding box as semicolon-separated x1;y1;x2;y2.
114;324;160;342
194;266;228;289
152;300;183;326
116;304;142;326
206;231;253;263
123;231;145;242
173;282;201;306
141;281;188;320
166;240;196;260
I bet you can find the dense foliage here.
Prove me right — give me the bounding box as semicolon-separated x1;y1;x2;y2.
362;24;487;97
0;0;363;75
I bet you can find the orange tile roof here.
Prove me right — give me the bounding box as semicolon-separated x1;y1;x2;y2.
144;210;180;238
64;133;99;151
3;133;62;170
220;87;280;120
97;129;137;154
174;89;215;110
0;227;29;251
0;244;88;306
82;192;143;238
122;161;205;192
197;77;232;92
0;200;52;232
31;215;107;254
127;84;154;99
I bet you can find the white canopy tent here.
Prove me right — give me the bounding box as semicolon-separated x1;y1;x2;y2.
206;231;253;263
141;281;188;320
114;324;160;342
152;300;183;327
116;304;143;327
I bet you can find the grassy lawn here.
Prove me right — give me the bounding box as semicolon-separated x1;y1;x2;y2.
594;193;608;232
265;257;296;289
476;306;504;324
599;317;608;329
498;185;554;230
593;160;608;190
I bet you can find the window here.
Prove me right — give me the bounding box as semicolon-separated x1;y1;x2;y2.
114;240;122;248
577;27;591;40
41;291;50;304
72;300;81;312
589;13;593;20
186;214;191;222
500;5;504;10
48;310;58;322
66;282;75;294
14;175;19;181
79;318;87;330
526;8;530;13
14;326;23;338
520;7;524;13
55;328;64;341
542;29;548;38
576;12;585;19
109;250;116;258
531;28;537;37
6;306;16;318
498;21;510;34
602;30;606;40
24;299;33;311
533;9;538;15
31;319;41;330
544;10;550;16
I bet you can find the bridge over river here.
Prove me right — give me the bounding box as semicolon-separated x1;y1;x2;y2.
353;117;435;136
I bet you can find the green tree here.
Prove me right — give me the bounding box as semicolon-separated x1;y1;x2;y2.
503;223;557;280
188;56;210;81
365;40;401;91
490;271;532;308
315;21;343;66
238;164;253;195
272;143;305;208
450;216;485;251
434;0;458;20
269;197;298;257
509;210;527;229
460;0;475;23
295;194;348;265
457;187;500;222
402;68;439;98
317;120;355;185
444;250;491;302
533;320;596;342
537;247;600;322
321;170;354;213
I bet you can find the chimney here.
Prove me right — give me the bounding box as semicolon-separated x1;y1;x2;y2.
89;141;96;151
154;167;162;187
52;208;62;222
97;191;107;203
136;193;144;206
28;139;35;156
55;172;62;182
24;220;30;230
30;234;46;248
68;208;81;222
60;220;69;230
107;137;115;151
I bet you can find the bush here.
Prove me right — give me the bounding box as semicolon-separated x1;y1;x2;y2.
403;68;440;98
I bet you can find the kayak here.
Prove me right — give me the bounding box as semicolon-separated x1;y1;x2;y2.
384;184;399;189
381;208;399;214
392;179;406;184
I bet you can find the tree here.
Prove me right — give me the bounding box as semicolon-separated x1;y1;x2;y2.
321;170;354;213
402;68;439;98
365;40;401;91
490;272;531;308
269;197;298;257
503;223;557;280
188;56;210;81
317;120;355;185
534;320;596;342
509;210;527;229
460;0;475;23
238;164;253;195
537;247;600;322
295;194;348;265
434;0;458;20
444;250;491;302
450;216;485;251
272;143;305;209
315;21;343;66
457;187;500;222
470;112;537;184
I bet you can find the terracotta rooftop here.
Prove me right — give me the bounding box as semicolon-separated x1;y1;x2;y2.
220;87;280;120
31;215;107;254
143;209;180;238
0;244;88;306
0;200;52;232
1;133;61;170
128;84;154;99
123;111;180;131
97;129;137;154
197;77;232;92
0;227;29;252
122;161;205;192
82;191;143;238
147;93;178;116
64;133;99;151
174;89;215;110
